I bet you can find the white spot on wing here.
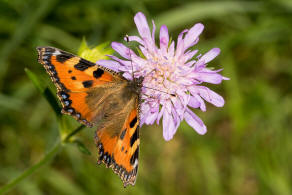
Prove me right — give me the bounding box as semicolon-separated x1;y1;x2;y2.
53;50;62;55
133;159;138;168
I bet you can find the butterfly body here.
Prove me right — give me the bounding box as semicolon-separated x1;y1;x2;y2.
37;46;141;186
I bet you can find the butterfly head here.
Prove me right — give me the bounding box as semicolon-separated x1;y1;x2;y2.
130;76;144;95
135;76;144;87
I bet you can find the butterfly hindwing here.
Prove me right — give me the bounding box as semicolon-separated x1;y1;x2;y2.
95;100;140;187
37;46;125;127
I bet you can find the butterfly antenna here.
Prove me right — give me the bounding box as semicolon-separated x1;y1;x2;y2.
125;35;135;82
142;86;176;97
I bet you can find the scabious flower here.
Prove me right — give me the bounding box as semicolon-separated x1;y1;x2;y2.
98;12;229;141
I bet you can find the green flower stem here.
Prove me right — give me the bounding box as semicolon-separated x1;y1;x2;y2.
0;141;61;194
0;125;85;194
64;125;86;142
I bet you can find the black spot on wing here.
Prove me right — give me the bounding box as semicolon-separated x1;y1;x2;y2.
120;129;126;140
130;127;139;147
44;47;55;53
93;69;104;79
82;80;93;88
130;116;137;128
71;76;76;80
56;53;72;63
74;58;95;71
130;147;139;165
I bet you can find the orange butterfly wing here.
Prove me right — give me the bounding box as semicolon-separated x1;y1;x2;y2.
95;105;140;187
37;46;140;187
37;46;124;127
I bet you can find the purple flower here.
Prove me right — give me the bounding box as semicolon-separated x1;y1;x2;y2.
98;12;229;141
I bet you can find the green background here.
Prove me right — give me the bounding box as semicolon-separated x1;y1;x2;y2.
0;0;292;194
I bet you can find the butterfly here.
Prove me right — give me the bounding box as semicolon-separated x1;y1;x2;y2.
37;46;142;187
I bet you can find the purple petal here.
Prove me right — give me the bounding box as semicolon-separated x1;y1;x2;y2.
184;50;198;62
194;59;206;70
200;68;223;73
140;119;145;127
152;20;156;43
198;48;220;64
145;111;158;125
124;35;144;45
111;42;131;59
131;51;148;67
185;60;196;67
177;90;189;107
163;110;176;141
172;97;184;116
188;96;200;108
157;105;165;124
108;55;131;67
184;23;204;49
96;60;121;72
139;45;151;59
197;86;225;107
168;41;175;57
140;105;149;126
134;12;152;42
171;106;180;124
122;72;132;80
192;72;224;84
165;101;172;113
184;108;207;135
160;25;169;52
179;77;194;85
188;88;206;111
194;94;206;111
175;29;188;58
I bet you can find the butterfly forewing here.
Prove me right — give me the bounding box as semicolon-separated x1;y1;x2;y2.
37;46;124;126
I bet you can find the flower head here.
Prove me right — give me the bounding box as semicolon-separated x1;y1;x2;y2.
98;12;229;141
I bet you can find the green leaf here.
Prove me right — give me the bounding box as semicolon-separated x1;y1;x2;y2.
63;125;86;142
25;68;61;116
73;140;92;155
78;39;114;63
78;37;89;55
24;68;46;92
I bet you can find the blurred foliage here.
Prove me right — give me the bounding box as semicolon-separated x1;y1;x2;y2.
0;0;292;194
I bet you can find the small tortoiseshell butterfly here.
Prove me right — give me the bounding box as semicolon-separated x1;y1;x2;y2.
37;46;141;187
